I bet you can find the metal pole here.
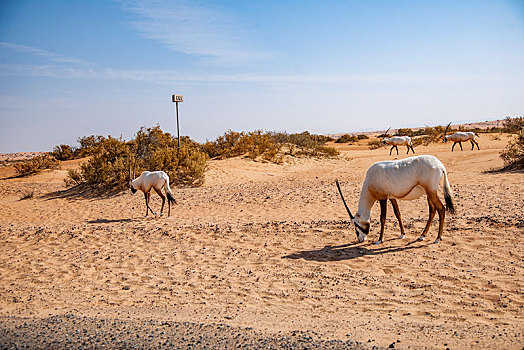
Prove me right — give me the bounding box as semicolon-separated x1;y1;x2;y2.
176;101;180;148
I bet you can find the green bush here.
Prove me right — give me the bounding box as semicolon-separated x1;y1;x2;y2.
500;130;524;170
14;154;60;177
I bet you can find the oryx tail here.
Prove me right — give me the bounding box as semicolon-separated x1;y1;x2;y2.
442;169;455;214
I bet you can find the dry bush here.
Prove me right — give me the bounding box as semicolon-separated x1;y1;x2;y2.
14;154;60;177
64;169;83;187
75;135;105;157
500;130;524;170
395;128;414;137
51;144;74;161
368;139;384;150
271;131;338;159
67;126;208;189
357;134;369;140
203;130;337;162
132;126;208;187
335;134;359;143
77;136;131;188
503;116;524;133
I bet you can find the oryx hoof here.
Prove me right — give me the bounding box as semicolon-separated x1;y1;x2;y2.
433;239;440;244
417;236;425;241
374;240;382;245
399;234;405;239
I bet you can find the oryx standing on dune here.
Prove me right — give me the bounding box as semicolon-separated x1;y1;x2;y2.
130;169;177;217
443;123;480;151
336;155;455;244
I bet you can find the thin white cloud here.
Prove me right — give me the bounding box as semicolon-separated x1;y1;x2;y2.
118;0;271;64
0;63;507;85
0;42;92;65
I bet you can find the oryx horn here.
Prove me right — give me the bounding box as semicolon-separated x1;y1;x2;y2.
335;179;354;220
444;122;452;137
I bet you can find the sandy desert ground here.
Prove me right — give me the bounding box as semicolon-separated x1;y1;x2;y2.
0;133;523;349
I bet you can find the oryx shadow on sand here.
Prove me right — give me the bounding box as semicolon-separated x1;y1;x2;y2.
282;238;430;262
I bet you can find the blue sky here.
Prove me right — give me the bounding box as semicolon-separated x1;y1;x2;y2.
1;0;523;152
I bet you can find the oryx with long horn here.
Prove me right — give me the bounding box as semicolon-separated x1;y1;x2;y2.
336;155;455;244
380;127;415;155
129;146;176;217
443;122;480;151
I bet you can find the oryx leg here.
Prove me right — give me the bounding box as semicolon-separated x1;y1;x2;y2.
459;142;463;151
418;197;436;241
154;188;166;216
376;199;387;244
395;145;399;155
451;142;458;151
144;192;157;216
389;145;395;155
390;199;405;239
406;145;410;154
410;145;415;154
471;140;480;150
428;192;445;243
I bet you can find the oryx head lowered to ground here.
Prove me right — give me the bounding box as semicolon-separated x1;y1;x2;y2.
336;155;455;244
129;156;176;217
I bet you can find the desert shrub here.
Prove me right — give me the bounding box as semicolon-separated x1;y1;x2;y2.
68;126;208;189
51;144;74;161
204;130;337;162
271;131;338;158
357;134;369;140
503;116;524;133
64;169;83;187
499;130;524;170
411;137;425;146
77;136;131;188
395;128;414;137
132;126;208;187
202;130;248;159
368;139;384;150
75;135;105;157
335;134;359;143
14;154;60;177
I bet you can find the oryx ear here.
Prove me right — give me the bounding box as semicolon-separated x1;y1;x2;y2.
335;179;354;220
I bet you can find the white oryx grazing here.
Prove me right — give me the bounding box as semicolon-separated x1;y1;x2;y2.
382;136;415;155
130;171;177;217
335;155;455;244
443;123;480;151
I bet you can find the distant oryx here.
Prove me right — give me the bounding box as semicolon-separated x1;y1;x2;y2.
381;128;415;155
443;123;480;151
336;155;455;244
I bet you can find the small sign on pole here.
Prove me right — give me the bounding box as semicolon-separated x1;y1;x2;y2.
172;94;184;103
171;94;184;147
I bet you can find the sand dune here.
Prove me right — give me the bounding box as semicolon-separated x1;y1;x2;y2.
0;133;523;349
